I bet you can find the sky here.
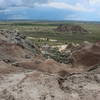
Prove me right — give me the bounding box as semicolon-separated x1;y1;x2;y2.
0;0;100;21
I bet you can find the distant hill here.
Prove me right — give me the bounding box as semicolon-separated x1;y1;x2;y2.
56;24;88;34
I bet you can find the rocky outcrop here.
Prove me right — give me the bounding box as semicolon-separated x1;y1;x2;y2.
0;30;40;54
56;24;88;33
0;30;40;63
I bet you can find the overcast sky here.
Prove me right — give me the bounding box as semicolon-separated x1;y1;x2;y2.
0;0;100;21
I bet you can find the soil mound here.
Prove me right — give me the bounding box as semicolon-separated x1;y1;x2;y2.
13;59;84;75
72;42;100;69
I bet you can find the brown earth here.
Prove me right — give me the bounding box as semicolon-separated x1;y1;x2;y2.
0;30;100;100
0;42;34;63
0;67;100;100
72;42;100;70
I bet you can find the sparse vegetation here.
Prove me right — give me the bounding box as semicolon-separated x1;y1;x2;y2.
0;21;100;45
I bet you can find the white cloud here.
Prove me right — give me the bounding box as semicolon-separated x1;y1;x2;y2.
37;2;94;12
0;0;50;9
89;0;100;5
0;6;27;13
0;0;96;13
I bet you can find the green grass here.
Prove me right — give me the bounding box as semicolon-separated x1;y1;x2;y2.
0;21;100;45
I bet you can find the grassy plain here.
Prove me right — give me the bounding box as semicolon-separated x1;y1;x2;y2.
0;21;100;45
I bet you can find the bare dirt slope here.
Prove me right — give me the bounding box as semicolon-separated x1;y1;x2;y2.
0;67;100;100
72;42;100;69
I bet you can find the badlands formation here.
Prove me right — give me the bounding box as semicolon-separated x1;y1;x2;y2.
0;30;100;100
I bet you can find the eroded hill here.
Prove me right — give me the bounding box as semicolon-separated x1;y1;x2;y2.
0;30;100;100
56;24;88;33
